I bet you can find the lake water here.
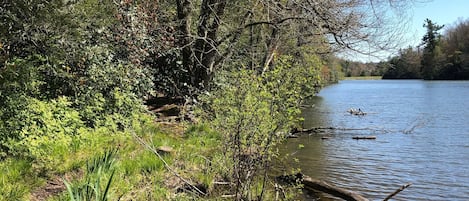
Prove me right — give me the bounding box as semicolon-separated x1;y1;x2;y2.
282;80;469;200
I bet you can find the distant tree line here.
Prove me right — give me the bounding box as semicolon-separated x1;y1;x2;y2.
339;60;387;77
382;18;469;79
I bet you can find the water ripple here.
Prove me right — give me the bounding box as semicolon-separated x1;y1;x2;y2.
287;80;469;201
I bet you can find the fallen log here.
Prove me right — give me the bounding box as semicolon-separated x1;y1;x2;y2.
290;127;389;135
290;127;335;134
352;136;376;140
278;173;411;201
302;176;369;201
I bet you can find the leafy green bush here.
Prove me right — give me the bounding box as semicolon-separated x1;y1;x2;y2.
79;88;146;128
0;56;46;98
195;55;323;199
70;45;153;127
194;67;282;198
77;45;154;99
2;97;84;170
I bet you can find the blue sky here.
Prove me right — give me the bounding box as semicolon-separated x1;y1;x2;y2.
349;0;469;62
406;0;469;47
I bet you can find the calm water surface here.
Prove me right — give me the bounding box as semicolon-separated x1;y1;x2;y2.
283;80;469;200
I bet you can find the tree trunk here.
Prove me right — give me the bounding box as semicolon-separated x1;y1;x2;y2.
176;0;193;80
192;0;226;89
261;27;279;75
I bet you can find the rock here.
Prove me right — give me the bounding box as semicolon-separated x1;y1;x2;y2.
157;145;173;154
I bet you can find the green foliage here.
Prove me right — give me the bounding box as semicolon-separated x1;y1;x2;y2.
0;57;43;154
0;0;64;61
119;148;165;176
86;149;118;174
0;56;46;98
0;0;154;143
0;0;359;200
1;0;154;97
2;97;84;170
76;45;154;100
79;88;146;128
382;47;422;79
0;159;36;201
284;42;336;87
63;171;115;201
0;111;152;200
421;19;444;80
198;56;314;199
439;19;469;79
63;149;117;201
383;18;469;80
266;55;322;104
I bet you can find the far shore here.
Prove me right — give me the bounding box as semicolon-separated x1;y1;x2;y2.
343;76;382;80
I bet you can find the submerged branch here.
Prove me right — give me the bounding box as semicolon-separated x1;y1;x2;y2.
383;183;412;201
291;126;391;134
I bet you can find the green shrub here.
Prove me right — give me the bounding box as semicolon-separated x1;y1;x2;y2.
79;45;154;98
2;97;84;170
79;89;146;129
0;57;46;98
74;45;153;127
196;56;320;199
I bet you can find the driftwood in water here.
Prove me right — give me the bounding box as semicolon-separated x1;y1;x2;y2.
352;136;376;140
290;127;335;134
383;183;412;201
291;127;384;135
302;176;369;201
277;173;411;201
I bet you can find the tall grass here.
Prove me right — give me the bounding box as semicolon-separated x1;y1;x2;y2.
86;149;117;174
0;159;35;201
62;149;117;201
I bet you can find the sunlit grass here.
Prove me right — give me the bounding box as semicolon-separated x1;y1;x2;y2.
0;159;37;201
0;112;234;200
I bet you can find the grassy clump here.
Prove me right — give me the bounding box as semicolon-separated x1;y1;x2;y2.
0;110;231;200
0;159;38;200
